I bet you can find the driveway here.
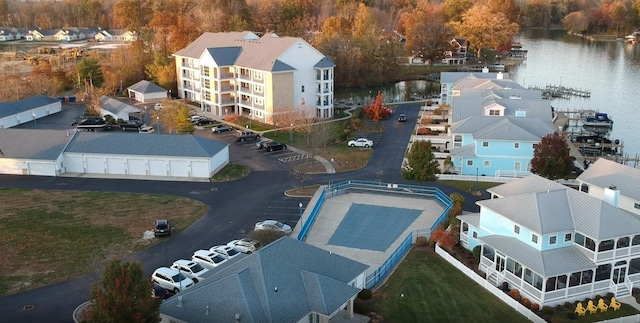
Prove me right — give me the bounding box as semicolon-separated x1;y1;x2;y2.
0;102;481;323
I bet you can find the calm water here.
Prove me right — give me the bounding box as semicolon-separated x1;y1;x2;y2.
509;29;640;159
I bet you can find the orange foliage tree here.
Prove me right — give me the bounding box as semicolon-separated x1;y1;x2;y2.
364;91;390;121
430;227;458;249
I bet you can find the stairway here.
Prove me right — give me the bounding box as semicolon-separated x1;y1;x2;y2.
487;272;498;286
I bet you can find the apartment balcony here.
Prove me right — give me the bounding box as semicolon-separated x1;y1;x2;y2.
218;73;233;80
220;86;234;92
238;74;251;80
221;99;235;106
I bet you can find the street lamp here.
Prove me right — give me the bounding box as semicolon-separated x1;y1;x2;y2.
475;167;479;194
274;123;277;137
299;202;303;217
120;79;123;93
290;123;293;146
168;89;172;99
330;158;334;188
144;106;147;125
157;116;160;134
32;112;36;129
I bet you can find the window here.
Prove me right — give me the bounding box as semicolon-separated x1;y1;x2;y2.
596;264;612;281
482;141;489;148
565;233;572;242
514;225;520;234
514;142;520;149
617;237;630;248
489;109;500;116
301;85;305;92
633;235;640;246
202;67;209;77
599;240;614;252
574;233;596;251
514;162;521;171
549;236;557;245
483;161;490;167
462;222;469;234
532;234;538;244
467;160;473;166
630;258;640;275
524;268;533;285
482;245;494;260
635;203;640;210
506;259;522;278
203;79;210;88
472;231;477;238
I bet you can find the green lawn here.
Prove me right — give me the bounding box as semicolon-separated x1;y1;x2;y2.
373;249;529;322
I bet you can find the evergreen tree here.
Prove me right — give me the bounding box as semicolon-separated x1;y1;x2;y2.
402;140;441;183
83;259;160;323
530;132;574;180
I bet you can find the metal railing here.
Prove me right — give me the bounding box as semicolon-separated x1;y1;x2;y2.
296;189;325;242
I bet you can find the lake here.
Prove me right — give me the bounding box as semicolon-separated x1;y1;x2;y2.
509;29;640;161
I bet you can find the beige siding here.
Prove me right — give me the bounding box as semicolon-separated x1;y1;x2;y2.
265;72;294;122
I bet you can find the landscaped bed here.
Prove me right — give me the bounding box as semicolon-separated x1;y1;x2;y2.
0;188;208;297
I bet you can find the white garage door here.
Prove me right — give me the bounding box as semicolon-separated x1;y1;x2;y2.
107;158;126;175
169;161;188;177
191;161;209;178
149;160;167;176
27;162;55;176
86;157;105;174
0;159;23;174
65;156;84;173
127;159;146;175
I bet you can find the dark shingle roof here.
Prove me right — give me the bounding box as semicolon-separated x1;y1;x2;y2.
205;47;242;66
127;80;167;94
161;237;368;323
64;132;227;158
314;56;335;68
0;96;61;118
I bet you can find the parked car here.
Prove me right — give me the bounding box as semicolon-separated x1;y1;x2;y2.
348;138;373;148
170;260;209;283
234;131;260;142
139;126;155;134
263;141;287;152
119;121;143;131
154;103;163;110
256;140;270;149
191;250;228;269
192;117;214;126
151;267;194;294
398;114;407;122
212;125;232;133
154;220;171;237
254;220;292;234
227;238;260;254
210;245;240;259
152;284;169;299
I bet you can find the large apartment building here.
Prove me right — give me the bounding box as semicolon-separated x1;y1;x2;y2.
173;32;335;123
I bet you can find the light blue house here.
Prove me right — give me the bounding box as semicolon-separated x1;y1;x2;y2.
458;173;640;307
440;70;511;105
442;74;555;177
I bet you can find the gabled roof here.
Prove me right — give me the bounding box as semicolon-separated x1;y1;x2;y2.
440;72;511;85
577;158;640;201
0;95;61;118
31;29;58;36
271;59;296;72
64;132;228;158
127;80;166;94
0;129;72;160
98;96;139;114
451;96;551;123
161;237;368;323
457;213;480;227
205;46;242;66
451;116;555;141
314;56;335;68
478;235;594;276
457;88;543;100
452;78;524;91
449;143;476;157
488;174;567;197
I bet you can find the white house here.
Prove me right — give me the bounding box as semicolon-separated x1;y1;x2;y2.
95;29;137;42
0;96;62;129
173;31;335;123
577;158;640;216
459;174;640;308
98;96;142;122
127;80;167;103
160;237;368;323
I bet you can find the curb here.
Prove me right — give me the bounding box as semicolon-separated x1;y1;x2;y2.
73;301;91;323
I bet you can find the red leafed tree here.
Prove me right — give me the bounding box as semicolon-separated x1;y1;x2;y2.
364;91;390;121
84;259;160;323
530;132;574;180
430;227;459;249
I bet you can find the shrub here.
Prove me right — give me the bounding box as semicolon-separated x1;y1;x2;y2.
542;306;554;315
415;236;428;247
564;302;573;309
555;305;563;311
566;312;576;320
416;127;432;135
530;303;540;311
606;292;615;299
353;301;371;315
509;288;521;302
358;289;373;300
472;246;481;262
521;297;531;308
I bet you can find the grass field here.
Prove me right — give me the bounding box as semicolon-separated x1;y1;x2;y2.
373;249;530;322
0;188;208;297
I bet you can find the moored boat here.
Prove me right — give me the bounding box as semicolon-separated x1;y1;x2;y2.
583;112;613;127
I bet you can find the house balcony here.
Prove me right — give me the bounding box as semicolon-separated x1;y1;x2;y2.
218;73;233;80
594;245;640;263
220;85;234;93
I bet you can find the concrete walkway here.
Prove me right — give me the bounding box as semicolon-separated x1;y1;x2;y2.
618;296;640;311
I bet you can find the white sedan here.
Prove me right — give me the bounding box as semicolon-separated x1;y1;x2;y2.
348;138;373;148
254;220;292;234
227;238;259;254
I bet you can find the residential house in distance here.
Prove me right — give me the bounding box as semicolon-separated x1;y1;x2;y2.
447;85;555;176
26;29;58;41
442;38;469;65
160;237;368;323
458;173;640;308
577;158;640;216
173;31;335;123
98;96;142;122
95;29;137;42
0;28;16;41
127;80;167;103
440;70;510;105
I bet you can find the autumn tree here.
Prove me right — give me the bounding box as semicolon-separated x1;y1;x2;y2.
530;132;574;180
402;1;453;65
402;140;440;183
443;0;473;22
364;92;390;121
448;5;520;57
112;0;151;31
83;259;160;323
485;0;521;24
146;51;177;94
524;0;552;27
563;11;588;34
155;101;194;134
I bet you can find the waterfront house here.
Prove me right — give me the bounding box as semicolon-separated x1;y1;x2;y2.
173;31;335;123
458;173;640;308
440;71;511;105
159;237;368;323
577;158;640;217
442;38;469;65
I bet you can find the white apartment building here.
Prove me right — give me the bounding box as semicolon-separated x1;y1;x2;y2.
173;32;335;123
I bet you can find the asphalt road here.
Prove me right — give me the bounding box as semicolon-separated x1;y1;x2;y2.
0;102;481;323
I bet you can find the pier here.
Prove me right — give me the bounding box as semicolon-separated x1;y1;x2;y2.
529;84;591;99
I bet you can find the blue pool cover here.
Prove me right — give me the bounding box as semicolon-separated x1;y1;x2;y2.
327;203;421;251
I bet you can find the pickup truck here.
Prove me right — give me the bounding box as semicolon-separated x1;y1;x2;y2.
73;117;112;131
234;131;260;142
119;121;143;131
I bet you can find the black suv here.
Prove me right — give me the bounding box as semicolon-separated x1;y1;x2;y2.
154;220;171;237
263;141;287;152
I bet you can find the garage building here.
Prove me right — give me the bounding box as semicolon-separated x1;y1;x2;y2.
0;129;69;176
127;80;167;103
0;96;62;129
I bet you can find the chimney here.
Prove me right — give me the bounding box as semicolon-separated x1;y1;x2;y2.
497;72;504;79
482;67;489;73
603;186;620;207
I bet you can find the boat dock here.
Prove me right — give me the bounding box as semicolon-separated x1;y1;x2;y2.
529;84;591;99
